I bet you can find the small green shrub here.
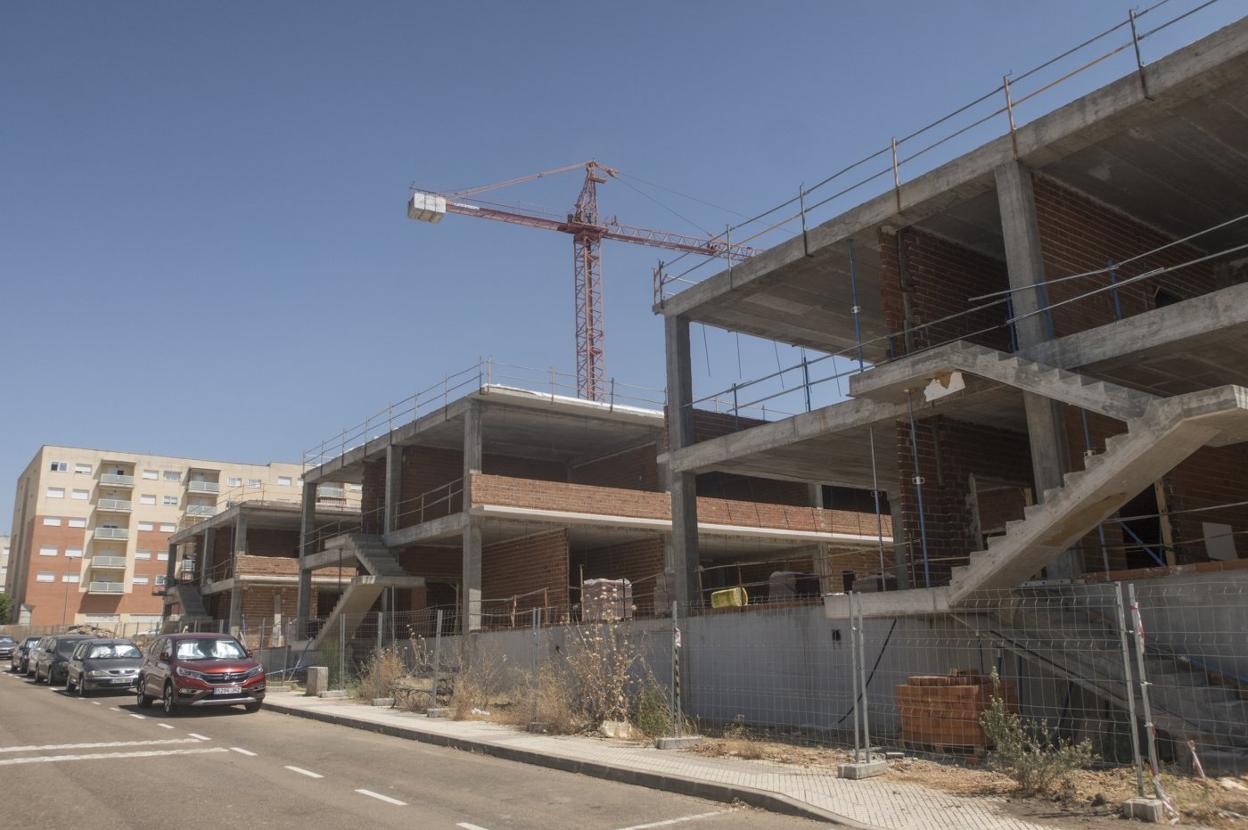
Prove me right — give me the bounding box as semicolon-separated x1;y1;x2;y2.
979;670;1096;795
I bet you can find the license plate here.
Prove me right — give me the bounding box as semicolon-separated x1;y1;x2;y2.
213;685;242;695
111;678;131;685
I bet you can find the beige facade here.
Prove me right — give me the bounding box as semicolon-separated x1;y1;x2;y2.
0;534;9;594
4;445;360;626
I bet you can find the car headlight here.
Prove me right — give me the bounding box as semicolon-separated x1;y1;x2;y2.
243;665;264;679
175;666;206;680
87;670;110;678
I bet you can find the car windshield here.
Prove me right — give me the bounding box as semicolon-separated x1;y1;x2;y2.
55;640;82;656
175;639;246;661
87;644;141;659
23;638;40;647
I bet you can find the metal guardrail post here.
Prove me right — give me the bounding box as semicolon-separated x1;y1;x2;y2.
1004;74;1018;158
1127;583;1169;806
1129;9;1151;100
338;613;346;691
849;590;861;762
856;592;873;763
1114;582;1146;797
671;600;682;739
432;609;443;707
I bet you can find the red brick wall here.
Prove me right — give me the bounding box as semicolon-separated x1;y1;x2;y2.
482;530;569;615
571;444;660;491
1164;442;1248;564
1032;174;1229;338
894;417;1033;585
575;537;665;585
878;227;1012;356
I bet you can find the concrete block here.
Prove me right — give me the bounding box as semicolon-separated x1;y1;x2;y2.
318;689;347;699
371;698;394;707
838;759;888;780
655;735;703;750
305;666;328;697
1122;797;1165;823
426;707;449;719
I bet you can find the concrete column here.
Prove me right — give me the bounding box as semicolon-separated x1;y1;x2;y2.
890;494;910;590
296;480;317;624
200;526;215;590
162;542;178;622
228;585;243;635
384;444;403;532
664;315;700;608
461;400;484;633
234;510;248;558
995;160;1077;580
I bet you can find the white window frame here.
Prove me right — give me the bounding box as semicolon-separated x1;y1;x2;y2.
135;550;151;560
74;463;92;475
139;494;157;506
43;517;63;527
163;471;181;482
62;574;80;583
227;477;243;487
49;461;68;472
142;469;159;480
36;572;55;583
47;487;65;499
154;575;168;586
68;517;86;528
247;478;262;488
65;548;82;559
71;489;89;501
159;523;176;533
157;552;169;562
132;575;150;585
38;546;58;557
137;521;154;532
277;476;292;487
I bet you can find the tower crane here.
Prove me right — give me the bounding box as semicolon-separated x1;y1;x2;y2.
407;161;758;401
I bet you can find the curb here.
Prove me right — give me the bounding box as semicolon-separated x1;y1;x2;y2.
264;700;874;828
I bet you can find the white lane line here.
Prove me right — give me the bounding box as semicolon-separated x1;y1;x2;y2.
91;701;101;706
0;747;228;766
0;738;204;754
187;733;210;741
157;723;175;730
229;747;257;757
109;707;121;712
355;789;406;806
129;714;146;720
613;812;730;830
284;765;323;779
457;824;492;830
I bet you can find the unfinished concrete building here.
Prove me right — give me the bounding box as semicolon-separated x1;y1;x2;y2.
657;17;1248;769
294;383;891;641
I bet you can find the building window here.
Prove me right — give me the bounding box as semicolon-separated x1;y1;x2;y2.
277;476;292;487
163;471;180;482
74;463;92;475
142;469;159;480
137;521;154;532
347;483;363;493
139;494;156;506
38;546;58;557
36;572;54;583
159;523;175;533
154;575;168;586
162;495;178;506
68;517;86;528
62;574;80;583
135;550;151;560
47;487;65;499
43;517;63;527
65;548;82;558
49;461;68;472
157;552;169;562
132;575;150;585
228;477;242;487
71;489;89;500
247;478;261;487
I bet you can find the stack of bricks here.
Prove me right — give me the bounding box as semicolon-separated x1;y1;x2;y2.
895;670;1017;757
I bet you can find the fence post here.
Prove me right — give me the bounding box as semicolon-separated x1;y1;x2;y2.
432;609;443;708
856;592;873;763
530;607;540;727
849;590;861;762
671;600;682;739
1127;583;1170;809
338;613;346;691
1113;583;1146;797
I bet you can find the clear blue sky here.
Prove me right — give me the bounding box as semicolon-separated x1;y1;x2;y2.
2;1;1239;527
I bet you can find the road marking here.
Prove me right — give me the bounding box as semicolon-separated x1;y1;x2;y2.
457;824;492;830
158;723;175;730
0;747;228;766
129;714;146;720
355;789;406;806
284;765;323;779
188;733;210;741
109;707;121;712
0;738;204;754
229;747;257;757
91;701;101;705
613;812;730;830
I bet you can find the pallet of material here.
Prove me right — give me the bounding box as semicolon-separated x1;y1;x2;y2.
895;670;1016;756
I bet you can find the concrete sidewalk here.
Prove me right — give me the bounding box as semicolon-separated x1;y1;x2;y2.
264;693;1054;830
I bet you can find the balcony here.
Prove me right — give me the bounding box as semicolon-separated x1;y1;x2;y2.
96;498;132;513
185;504;216;518
93;527;130;541
100;473;134;487
87;581;125;595
187;480;220;494
92;555;128;569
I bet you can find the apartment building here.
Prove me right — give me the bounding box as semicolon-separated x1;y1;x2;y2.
4;445;316;626
0;535;9;594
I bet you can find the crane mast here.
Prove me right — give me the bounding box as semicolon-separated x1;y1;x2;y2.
407;161;758;401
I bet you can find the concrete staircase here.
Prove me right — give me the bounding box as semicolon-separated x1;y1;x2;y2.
964;600;1248;773
849;340;1157;421
311;534;423;649
825;384;1248;619
168;583;210;621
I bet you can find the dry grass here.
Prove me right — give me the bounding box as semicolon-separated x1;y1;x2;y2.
351;646;406;702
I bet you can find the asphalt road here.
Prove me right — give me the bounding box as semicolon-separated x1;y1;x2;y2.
0;669;824;830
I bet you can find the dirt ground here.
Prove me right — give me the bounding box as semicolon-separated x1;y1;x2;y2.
692;737;1248;828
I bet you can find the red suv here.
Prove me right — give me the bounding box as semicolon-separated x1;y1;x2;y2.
136;633;265;715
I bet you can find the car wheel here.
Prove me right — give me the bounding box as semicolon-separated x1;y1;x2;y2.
162;683;178;716
136;679;153;709
77;676;89;697
244;702;261;713
66;673;76;692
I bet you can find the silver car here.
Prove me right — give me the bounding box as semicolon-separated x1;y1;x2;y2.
65;639;143;696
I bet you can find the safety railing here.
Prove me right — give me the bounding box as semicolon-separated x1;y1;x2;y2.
86;581;125;595
90;555;128;570
394;478;464;528
654;0;1228;303
93;527;129;541
96;498;132;512
100;473;134;487
187;480;220;494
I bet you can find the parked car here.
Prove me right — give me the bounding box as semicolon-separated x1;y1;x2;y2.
65;639;142;696
0;636;16;662
136;633;265;715
24;637;52;677
10;636;41;673
32;634;92;685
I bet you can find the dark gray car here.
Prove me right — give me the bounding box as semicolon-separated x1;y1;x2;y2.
66;639;142;696
32;634;91;685
0;636;16;662
10;636;41;673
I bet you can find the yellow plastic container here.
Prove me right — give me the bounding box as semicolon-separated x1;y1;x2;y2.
710;586;749;608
